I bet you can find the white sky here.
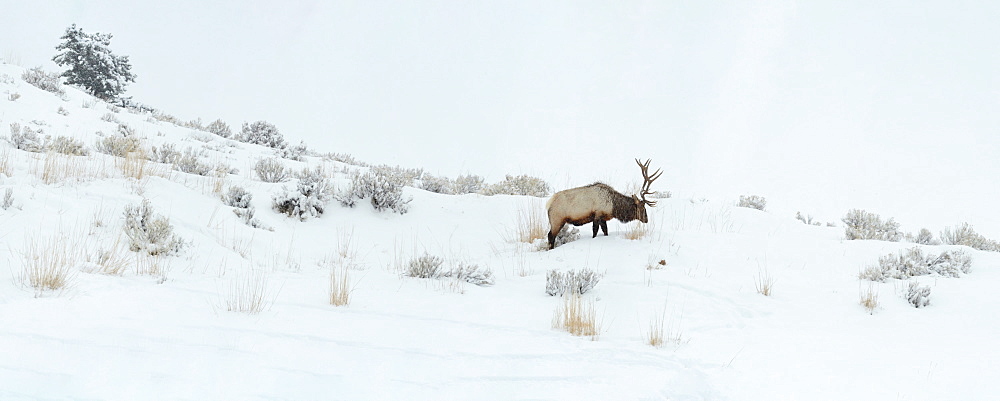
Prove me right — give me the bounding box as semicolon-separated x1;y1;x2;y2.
3;0;1000;237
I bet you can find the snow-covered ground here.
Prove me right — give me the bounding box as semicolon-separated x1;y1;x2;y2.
2;63;999;400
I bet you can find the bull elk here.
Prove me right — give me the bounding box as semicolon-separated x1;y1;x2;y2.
545;159;663;249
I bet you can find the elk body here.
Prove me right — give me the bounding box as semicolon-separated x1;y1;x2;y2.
546;159;662;249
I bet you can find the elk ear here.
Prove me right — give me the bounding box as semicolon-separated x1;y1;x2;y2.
632;194;640;205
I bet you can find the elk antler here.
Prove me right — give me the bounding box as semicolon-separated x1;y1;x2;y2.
635;158;663;206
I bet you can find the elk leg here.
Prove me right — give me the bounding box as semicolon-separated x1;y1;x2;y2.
592;216;600;238
548;222;564;249
600;220;609;236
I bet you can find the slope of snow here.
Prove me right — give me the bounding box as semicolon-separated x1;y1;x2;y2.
1;63;999;400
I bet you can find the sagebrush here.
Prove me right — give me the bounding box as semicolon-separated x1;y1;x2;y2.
860;247;972;282
22;66;66;97
122;199;185;256
940;222;1000;252
481;174;551;197
842;209;902;241
906;281;931;308
546;268;603;296
254;157;290;183
337;170;412;214
236;120;287;149
736;195;766;211
271;166;334;220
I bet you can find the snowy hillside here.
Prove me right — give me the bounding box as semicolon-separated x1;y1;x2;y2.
2;62;999;401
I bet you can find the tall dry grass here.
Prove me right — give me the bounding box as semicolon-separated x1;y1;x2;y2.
18;232;81;295
503;201;548;244
224;268;274;314
552;294;602;340
329;265;352;307
860;283;879;314
623;221;650;240
33;151;111;184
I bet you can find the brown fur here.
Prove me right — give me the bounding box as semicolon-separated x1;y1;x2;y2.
546;183;649;249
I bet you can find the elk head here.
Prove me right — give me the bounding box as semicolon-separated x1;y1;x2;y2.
631;158;662;223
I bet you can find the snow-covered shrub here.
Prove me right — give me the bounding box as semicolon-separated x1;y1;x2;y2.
234;206;270;230
842;209;902;242
795;211;822;226
222;185;252;208
482;174;551;197
101;113;120;123
224;187;270;230
57;106;69;116
173;147;213;176
444;262;495;286
189;131;214;143
371;165;424;186
406;253;444;279
45;135;89;156
275;141;309;161
271;167;334;220
651;190;672;199
337;170;412;214
2;188;13;210
737;195;766;211
452;174;484;194
148;143;181;164
153;111;181;125
21;66;65;97
906;281;931;308
122;199;185;256
861;247;973;282
206;119;232;138
254;157;290;183
553;225;581;248
420;175;452;194
95;135;142;157
927;249;973;277
236;121;287;149
116;123;135;137
8;123;45;152
322;152;366;166
940;222;1000;252
545;268;603;296
908;228;940;246
183;119;204;130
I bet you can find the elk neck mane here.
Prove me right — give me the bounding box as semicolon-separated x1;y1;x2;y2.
587;182;637;223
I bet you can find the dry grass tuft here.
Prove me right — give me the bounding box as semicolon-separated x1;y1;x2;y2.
645;308;666;348
623;221;650;240
85;236;130;275
329;264;352;307
225;268;274;314
552;294;602;340
33;151;109;184
19;232;80;295
135;254;170;279
505;201;548;244
860;283;879;314
754;266;774;296
117;150;149;179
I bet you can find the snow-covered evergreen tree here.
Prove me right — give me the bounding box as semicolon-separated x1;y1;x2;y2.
52;24;136;101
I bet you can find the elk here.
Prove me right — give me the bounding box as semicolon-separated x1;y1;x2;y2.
546;159;663;249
